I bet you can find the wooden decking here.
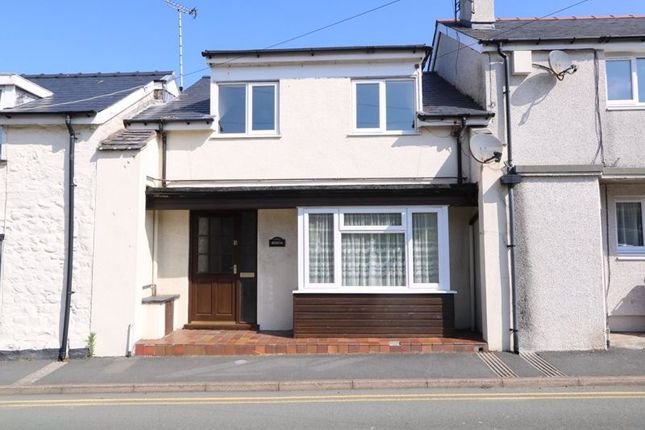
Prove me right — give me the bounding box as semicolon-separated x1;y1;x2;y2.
134;329;486;356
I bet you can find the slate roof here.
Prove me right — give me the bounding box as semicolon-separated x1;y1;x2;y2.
127;76;211;123
419;72;491;118
98;129;156;151
1;72;172;114
442;16;645;44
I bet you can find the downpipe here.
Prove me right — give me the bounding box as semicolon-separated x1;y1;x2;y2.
497;43;520;354
59;115;76;361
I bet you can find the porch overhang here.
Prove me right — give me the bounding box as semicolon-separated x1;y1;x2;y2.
146;183;478;210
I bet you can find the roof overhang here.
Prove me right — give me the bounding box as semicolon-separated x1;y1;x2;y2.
146;183;478;210
432;21;645;71
125;119;214;131
203;45;430;68
416;112;492;127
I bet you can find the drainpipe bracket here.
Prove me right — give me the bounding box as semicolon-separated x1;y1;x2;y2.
500;173;522;185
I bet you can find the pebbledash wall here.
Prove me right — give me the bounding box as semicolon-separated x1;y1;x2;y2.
434;27;645;350
0;95;161;357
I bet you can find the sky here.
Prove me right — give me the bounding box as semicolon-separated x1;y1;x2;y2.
2;0;644;87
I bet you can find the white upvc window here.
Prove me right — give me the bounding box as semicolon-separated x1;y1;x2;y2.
606;57;645;108
298;206;451;293
352;78;417;133
616;199;645;254
217;82;278;135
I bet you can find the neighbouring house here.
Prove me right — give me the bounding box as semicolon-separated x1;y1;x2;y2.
432;0;645;351
1;0;643;358
0;72;178;358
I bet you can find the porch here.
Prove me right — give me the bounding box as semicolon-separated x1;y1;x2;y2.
134;329;487;356
135;181;484;353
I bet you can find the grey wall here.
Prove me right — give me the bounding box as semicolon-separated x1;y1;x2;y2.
449;206;479;330
434;34;487;108
514;176;606;351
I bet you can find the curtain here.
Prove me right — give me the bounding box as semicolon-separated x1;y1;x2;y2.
412;213;439;283
617;202;644;247
342;233;405;286
308;214;335;283
344;212;402;226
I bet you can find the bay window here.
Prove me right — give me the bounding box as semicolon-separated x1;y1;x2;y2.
299;207;450;292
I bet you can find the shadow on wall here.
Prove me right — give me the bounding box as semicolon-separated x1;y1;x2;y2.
612;284;645;316
511;72;557;126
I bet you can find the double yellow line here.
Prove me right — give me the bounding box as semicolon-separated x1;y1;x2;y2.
1;391;644;408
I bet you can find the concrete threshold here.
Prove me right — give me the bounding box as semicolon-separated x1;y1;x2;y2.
1;376;644;396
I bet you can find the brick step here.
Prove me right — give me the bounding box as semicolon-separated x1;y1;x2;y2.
134;330;487;356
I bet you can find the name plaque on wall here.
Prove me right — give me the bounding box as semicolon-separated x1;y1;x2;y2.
269;237;286;247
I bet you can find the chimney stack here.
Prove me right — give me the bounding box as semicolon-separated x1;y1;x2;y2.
459;0;495;29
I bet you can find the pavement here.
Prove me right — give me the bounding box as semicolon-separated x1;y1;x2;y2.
0;346;644;395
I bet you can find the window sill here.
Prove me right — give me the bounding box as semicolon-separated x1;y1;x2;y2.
293;289;456;294
606;105;645;111
347;131;421;137
616;254;645;261
210;134;282;140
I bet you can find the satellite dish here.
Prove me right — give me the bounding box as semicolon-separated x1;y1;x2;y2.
469;129;504;164
548;50;578;80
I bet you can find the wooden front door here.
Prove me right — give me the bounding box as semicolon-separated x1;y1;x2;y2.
190;213;239;322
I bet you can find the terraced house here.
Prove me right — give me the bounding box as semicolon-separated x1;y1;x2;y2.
0;0;643;358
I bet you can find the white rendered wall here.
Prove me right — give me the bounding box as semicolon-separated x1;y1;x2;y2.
0;117;141;354
155;210;190;329
164;79;457;182
257;209;298;331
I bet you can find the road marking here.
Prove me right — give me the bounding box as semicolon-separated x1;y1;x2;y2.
520;352;566;377
11;362;67;386
1;391;644;408
477;352;518;378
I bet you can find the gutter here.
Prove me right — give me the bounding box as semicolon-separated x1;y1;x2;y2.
59;115;76;361
496;43;520;354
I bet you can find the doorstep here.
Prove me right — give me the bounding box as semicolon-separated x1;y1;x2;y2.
134;329;487;356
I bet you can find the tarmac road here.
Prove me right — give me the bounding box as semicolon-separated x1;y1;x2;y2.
1;386;644;429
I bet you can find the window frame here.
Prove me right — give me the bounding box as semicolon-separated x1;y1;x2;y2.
615;198;645;254
216;81;279;136
351;78;418;134
605;57;645;108
298;206;451;293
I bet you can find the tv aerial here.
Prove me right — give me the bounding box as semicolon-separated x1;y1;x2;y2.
163;0;198;91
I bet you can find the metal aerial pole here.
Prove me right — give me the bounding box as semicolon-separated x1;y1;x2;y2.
163;0;197;91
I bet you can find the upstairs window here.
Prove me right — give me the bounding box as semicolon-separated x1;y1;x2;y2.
218;83;278;134
616;200;645;253
606;58;645;107
353;79;416;133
